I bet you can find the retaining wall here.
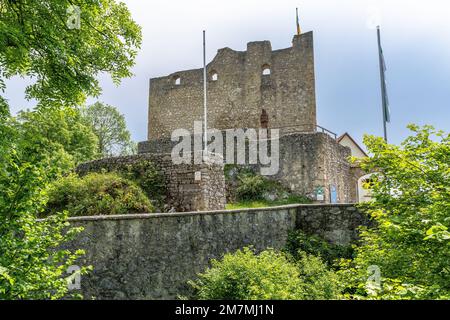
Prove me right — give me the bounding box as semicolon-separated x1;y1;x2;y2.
67;204;367;299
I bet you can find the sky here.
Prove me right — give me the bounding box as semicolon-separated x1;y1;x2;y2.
4;0;450;147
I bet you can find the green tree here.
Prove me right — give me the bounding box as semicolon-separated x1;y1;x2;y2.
16;106;99;168
339;125;450;300
0;0;142;106
82;101;136;157
0;114;91;299
0;0;141;299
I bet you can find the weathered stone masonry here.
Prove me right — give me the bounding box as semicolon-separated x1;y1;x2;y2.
139;131;357;203
67;204;368;299
148;32;317;140
139;30;366;205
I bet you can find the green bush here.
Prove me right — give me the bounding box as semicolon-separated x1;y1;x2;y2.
43;172;153;217
225;165;268;202
295;251;343;299
121;160;167;210
236;174;267;201
225;165;311;205
285;230;354;268
189;247;341;300
81;159;167;211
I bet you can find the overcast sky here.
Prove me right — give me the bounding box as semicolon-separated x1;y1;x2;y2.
4;0;450;147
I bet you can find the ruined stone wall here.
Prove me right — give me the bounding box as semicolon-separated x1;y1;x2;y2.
148;32;316;140
75;154;226;212
66;204;367;299
138;132;356;203
269;132;353;203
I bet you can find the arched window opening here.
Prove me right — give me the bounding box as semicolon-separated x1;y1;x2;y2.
357;173;377;203
173;76;181;85
262;64;271;76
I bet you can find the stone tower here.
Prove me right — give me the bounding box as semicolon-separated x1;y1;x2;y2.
147;31;317;140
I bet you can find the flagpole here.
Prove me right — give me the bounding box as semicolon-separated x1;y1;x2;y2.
377;26;388;142
203;30;208;158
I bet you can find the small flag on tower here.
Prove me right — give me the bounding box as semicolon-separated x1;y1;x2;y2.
296;8;301;35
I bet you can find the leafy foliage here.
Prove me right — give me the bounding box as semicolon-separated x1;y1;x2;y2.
0;0;141;299
285;230;354;268
0;0;142;106
189;247;341;300
17;105;99;167
119;160;167;211
339;125;450;299
225;165;311;204
236;174;268;201
294;251;343;299
76;158;167;212
81;102;136;157
44;172;153;217
0;113;89;299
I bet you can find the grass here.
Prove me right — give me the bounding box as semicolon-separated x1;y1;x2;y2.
225;195;312;210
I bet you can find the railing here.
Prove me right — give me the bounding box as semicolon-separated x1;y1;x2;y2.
270;124;338;140
316;125;338;140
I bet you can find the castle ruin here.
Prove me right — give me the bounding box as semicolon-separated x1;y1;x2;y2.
147;32;316;139
69;30;370;300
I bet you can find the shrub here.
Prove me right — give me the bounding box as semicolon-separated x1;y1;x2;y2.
225;165;265;202
295;251;343;299
189;247;341;300
120;160;167;210
285;230;354;268
236;174;267;201
43;172;153;217
79;159;167;212
225;165;311;204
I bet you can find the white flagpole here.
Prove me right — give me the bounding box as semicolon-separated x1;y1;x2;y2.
203;30;208;158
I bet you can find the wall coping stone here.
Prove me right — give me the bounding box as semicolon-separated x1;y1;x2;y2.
66;203;358;222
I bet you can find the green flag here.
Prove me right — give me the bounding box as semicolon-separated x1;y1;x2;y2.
380;46;391;123
377;26;390;141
